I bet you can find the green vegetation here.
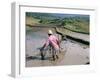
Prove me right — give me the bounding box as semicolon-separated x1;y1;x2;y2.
26;12;89;34
62;17;89;34
26;17;40;26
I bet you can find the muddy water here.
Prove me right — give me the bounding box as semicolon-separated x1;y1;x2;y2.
26;26;56;56
26;26;89;67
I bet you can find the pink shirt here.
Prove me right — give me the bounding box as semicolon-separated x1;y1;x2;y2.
44;35;59;50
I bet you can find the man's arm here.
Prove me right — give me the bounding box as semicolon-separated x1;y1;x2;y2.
41;39;49;50
57;40;60;48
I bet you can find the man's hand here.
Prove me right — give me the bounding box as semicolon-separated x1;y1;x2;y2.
37;47;43;52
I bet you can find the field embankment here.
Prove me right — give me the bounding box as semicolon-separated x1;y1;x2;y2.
56;27;89;45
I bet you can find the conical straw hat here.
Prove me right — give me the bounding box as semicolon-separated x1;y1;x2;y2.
48;30;53;34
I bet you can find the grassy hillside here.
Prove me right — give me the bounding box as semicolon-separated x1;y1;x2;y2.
26;17;40;26
26;12;89;34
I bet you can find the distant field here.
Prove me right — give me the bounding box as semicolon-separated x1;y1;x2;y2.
64;22;89;34
26;12;89;34
26;17;40;26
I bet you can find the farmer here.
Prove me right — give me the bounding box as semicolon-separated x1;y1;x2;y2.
40;30;60;60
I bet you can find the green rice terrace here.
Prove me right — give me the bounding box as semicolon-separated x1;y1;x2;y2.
26;12;90;43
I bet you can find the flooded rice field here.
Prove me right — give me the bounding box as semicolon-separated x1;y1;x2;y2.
26;26;89;67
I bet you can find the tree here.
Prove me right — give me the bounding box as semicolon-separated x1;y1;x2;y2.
60;20;66;27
